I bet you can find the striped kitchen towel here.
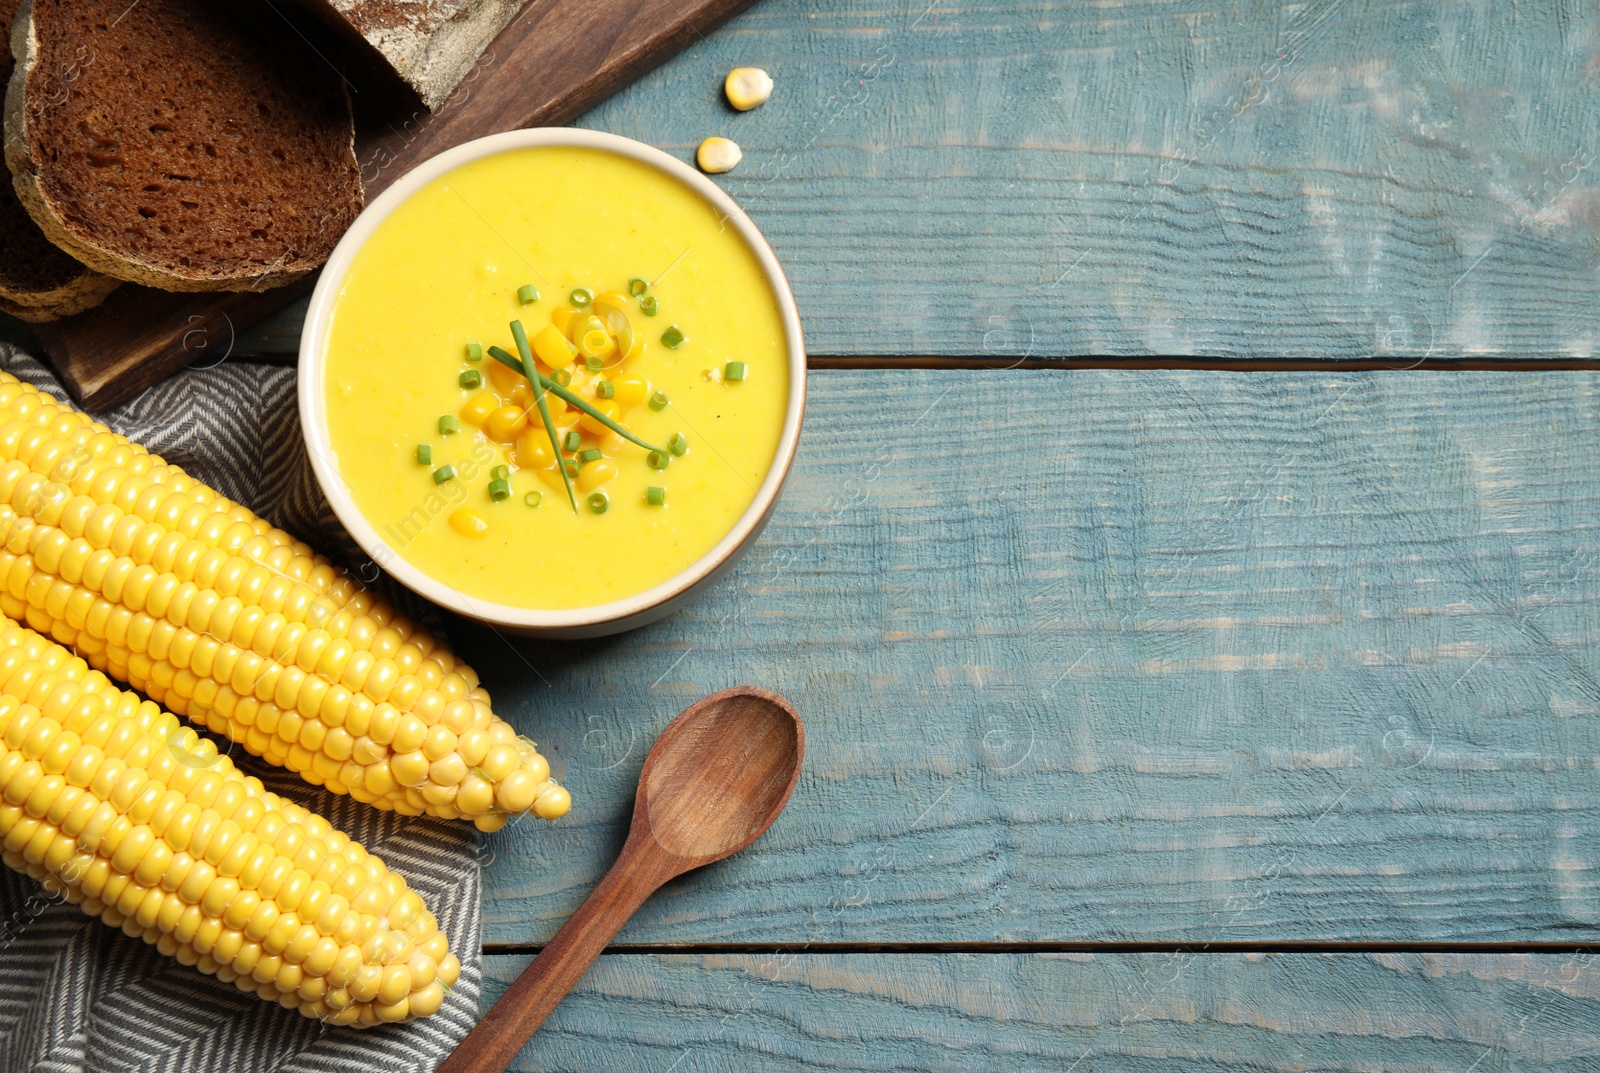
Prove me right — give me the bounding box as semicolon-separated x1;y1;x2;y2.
0;349;482;1073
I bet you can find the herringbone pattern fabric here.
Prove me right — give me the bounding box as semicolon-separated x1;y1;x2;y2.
0;350;483;1073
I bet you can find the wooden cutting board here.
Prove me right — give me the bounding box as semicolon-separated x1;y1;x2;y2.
31;0;756;412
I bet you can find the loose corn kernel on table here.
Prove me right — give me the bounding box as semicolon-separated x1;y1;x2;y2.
85;0;1600;1066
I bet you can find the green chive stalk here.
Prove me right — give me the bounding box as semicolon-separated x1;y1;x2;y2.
507;321;577;513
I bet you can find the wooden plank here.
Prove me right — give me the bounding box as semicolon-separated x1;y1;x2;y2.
481;952;1600;1070
472;369;1600;945
237;0;1600;361
30;0;757;411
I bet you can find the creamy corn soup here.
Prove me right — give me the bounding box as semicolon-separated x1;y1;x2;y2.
323;146;789;610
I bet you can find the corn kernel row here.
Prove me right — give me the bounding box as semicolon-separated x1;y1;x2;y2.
0;372;570;828
0;619;458;1026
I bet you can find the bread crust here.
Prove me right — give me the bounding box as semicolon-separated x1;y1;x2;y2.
0;267;118;318
282;0;529;111
5;0;362;293
0;287;105;322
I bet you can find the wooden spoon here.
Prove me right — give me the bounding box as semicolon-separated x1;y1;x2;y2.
437;686;804;1073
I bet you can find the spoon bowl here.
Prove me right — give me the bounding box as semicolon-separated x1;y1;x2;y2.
639;688;804;862
438;686;804;1073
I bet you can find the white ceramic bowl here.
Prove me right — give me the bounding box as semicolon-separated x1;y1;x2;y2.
299;128;806;638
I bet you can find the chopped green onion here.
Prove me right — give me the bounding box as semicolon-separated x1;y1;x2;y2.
724;361;747;382
578;448;602;464
432;466;456;484
416;445;432;465
596;380;616;399
639;296;659;317
518;284;540;304
562;459;580;478
465;343;483;361
661;325;685;349
491;465;510;481
488;479;511;501
646;486;666;505
563;430;581;452
509;319;577;513
485;345;666;453
439;415;460;435
459;369;482;389
668;433;688;456
570;288;593;307
524;491;542;507
628;278;648;296
587;491;609;514
649;390;669;411
584;355;603;371
647;450;670;470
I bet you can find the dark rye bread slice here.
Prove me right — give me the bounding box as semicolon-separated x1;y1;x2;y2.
0;0;116;319
5;0;364;292
267;0;530;112
0;192;118;320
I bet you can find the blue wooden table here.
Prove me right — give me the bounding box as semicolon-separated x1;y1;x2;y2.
243;0;1600;1066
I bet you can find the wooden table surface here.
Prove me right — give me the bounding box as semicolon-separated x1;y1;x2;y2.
239;0;1600;1067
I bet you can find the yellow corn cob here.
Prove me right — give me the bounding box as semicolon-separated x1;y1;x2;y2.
0;617;459;1026
0;372;570;830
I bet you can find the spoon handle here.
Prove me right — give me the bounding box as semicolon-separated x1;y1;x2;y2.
436;846;665;1073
